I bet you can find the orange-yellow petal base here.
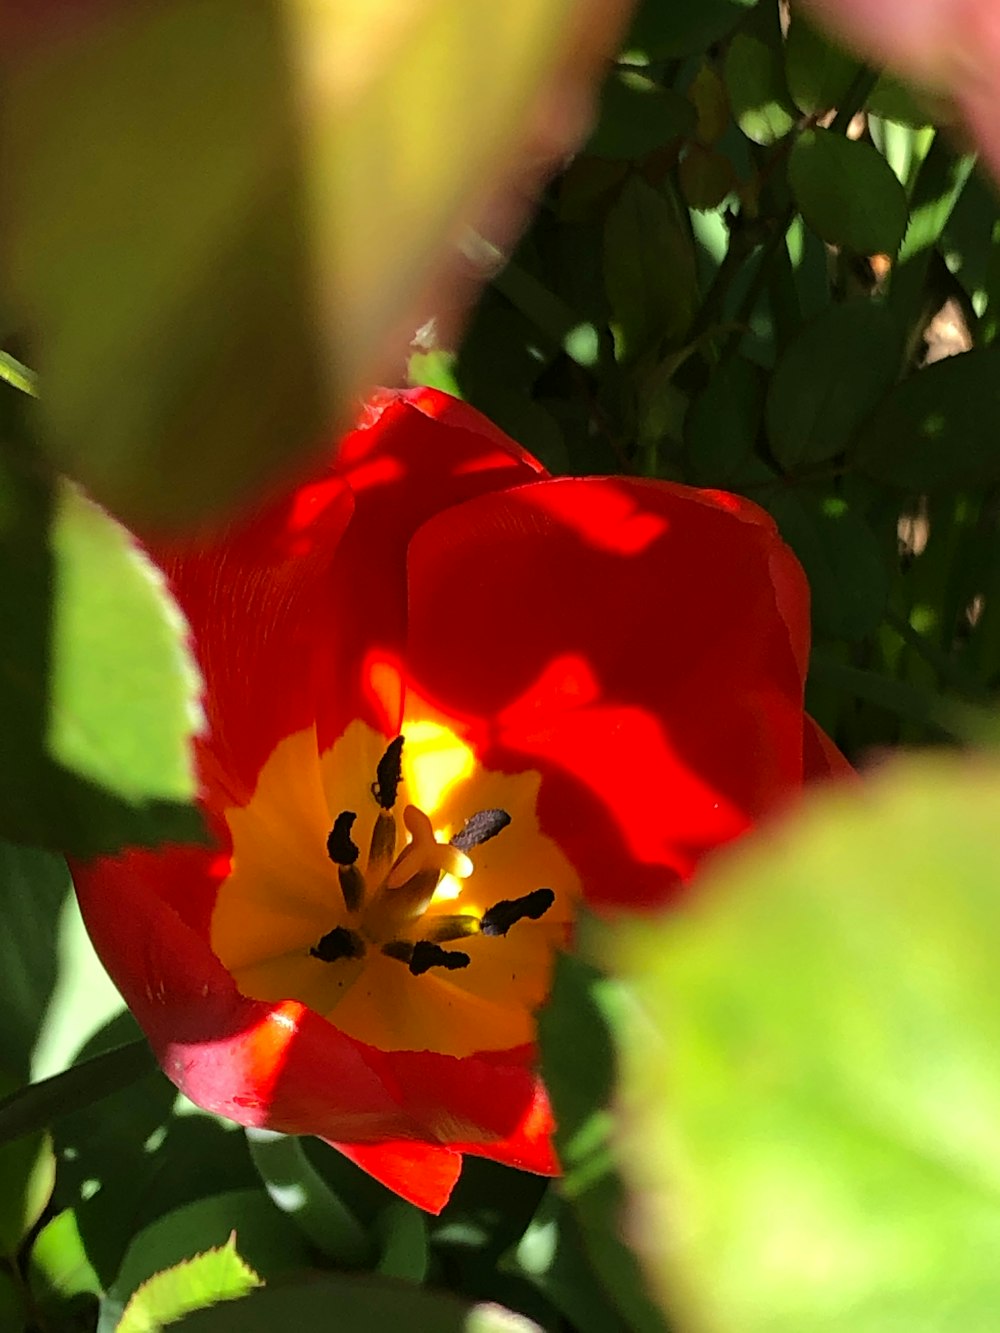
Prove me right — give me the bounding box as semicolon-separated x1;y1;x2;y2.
211;718;580;1057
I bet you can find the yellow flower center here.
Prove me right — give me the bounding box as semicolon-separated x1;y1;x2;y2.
210;717;580;1056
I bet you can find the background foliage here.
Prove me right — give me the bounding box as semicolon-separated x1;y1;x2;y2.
2;0;1000;1328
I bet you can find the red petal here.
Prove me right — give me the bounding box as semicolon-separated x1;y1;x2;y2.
71;842;558;1183
329;1139;462;1214
152;477;354;807
404;477;811;907
72;849;427;1142
317;390;548;743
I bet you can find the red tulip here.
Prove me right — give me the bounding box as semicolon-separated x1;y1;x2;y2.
71;389;848;1212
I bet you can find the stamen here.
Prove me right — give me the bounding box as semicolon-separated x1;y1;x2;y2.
381;939;471;975
368;811;397;880
310;925;365;963
450;808;511;852
424;914;481;943
481;888;556;937
371;735;404;810
387;806;473;890
327;811;359;865
338;865;365;915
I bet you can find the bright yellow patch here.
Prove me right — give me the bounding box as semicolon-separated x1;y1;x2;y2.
210;718;580;1056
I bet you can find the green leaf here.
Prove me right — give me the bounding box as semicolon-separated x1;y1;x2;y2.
0;1067;55;1256
724;31;797;146
246;1129;371;1266
0;351;37;397
374;1201;428;1283
117;1238;262;1333
50;485;200;806
0;1041;157;1148
784;18;862;117
627;0;751;59
766;300;902;469
173;1275;545;1332
790;128;909;255
3;0;603;531
611;754;1000;1331
102;1189;314;1330
854;347;1000;490
684;356;764;487
538;952;666;1333
764;489;889;641
678;144;737;212
604;176;699;361
28;1209;102;1312
587;72;696;160
0;842;69;1078
501;1189;630;1333
0;448;204;854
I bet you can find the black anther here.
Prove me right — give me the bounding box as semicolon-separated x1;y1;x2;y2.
450;808;511;852
327;811;359;865
310;925;365;963
409;940;471;976
372;736;405;809
481;888;556;938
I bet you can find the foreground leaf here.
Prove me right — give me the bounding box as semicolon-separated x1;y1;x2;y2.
3;0;628;532
613;754;1000;1332
0;447;203;853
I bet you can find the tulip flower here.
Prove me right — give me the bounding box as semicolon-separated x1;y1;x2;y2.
71;388;847;1212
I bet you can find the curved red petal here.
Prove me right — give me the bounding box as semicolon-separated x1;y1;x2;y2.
72;849;426;1141
317;390;548;743
72;842;558;1178
328;1139;463;1214
404;476;811;908
152;478;354;807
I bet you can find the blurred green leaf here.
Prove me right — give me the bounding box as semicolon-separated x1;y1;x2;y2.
0;1067;55;1257
0;842;69;1079
587;72;696;160
0;446;204;854
604;176;699;361
0;1041;156;1149
679;144;737;212
2;0;609;532
790;129;909;255
539;952;665;1333
766;300;902;469
612;753;1000;1331
627;0;751;59
784;18;862;117
855;347;1000;490
724;28;797;146
117;1237;262;1333
174;1275;544;1332
0;1269;26;1331
28;1209;102;1313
